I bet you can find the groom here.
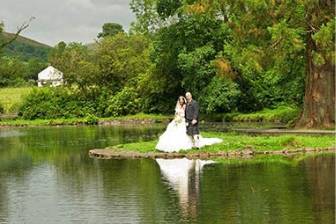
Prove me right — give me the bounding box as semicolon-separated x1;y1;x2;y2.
185;92;200;148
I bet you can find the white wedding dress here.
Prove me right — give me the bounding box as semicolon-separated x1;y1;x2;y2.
155;105;223;152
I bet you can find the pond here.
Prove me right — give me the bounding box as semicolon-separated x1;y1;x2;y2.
0;125;334;224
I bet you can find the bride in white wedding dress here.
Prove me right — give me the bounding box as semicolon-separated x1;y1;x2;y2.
155;96;223;152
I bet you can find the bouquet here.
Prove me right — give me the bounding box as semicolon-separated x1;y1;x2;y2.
174;115;182;125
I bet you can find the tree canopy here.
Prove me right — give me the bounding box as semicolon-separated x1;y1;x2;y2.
97;23;125;38
2;2;334;128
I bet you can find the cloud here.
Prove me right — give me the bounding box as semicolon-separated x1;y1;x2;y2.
0;0;135;46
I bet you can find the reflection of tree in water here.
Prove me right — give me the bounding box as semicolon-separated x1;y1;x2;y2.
1;126;334;223
0;176;9;223
0;125;166;223
0;132;35;221
302;154;335;224
0;125;163;168
50;158;185;223
0;153;34;223
195;154;335;224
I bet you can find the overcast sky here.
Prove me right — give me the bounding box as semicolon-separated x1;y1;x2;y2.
0;0;135;46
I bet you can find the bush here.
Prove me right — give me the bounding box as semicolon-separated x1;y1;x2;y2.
18;87;96;119
17;86;143;120
199;76;241;114
85;114;99;125
106;87;141;116
226;104;300;123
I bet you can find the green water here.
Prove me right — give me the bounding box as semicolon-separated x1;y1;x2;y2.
0;126;334;224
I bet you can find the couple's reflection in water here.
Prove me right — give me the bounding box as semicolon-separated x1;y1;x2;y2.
155;158;214;219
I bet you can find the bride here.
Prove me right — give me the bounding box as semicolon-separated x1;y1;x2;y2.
155;96;222;152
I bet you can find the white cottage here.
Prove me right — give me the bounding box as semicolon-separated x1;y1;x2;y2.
37;66;64;87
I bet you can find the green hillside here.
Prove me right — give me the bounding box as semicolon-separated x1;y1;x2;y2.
2;32;52;61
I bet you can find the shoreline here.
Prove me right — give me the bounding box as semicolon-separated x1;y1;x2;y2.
0;114;171;128
89;147;335;160
0;115;334;136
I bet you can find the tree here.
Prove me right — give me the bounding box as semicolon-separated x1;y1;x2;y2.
130;0;304;113
130;0;159;34
96;33;151;92
0;57;26;87
48;42;97;88
48;41;66;65
24;58;47;80
97;23;124;38
296;1;335;128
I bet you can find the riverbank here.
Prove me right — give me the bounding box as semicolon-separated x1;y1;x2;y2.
89;132;335;159
0;104;302;128
0;113;172;127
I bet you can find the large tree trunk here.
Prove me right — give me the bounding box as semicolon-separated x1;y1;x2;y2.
296;26;335;129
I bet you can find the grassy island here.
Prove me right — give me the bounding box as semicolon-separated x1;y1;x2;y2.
89;132;335;159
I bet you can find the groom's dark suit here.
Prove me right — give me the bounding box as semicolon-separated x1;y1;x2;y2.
185;99;200;136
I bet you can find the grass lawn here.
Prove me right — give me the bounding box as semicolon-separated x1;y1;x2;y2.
0;87;33;113
111;132;335;153
223;105;300;124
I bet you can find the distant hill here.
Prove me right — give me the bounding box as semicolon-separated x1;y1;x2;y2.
2;32;52;61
